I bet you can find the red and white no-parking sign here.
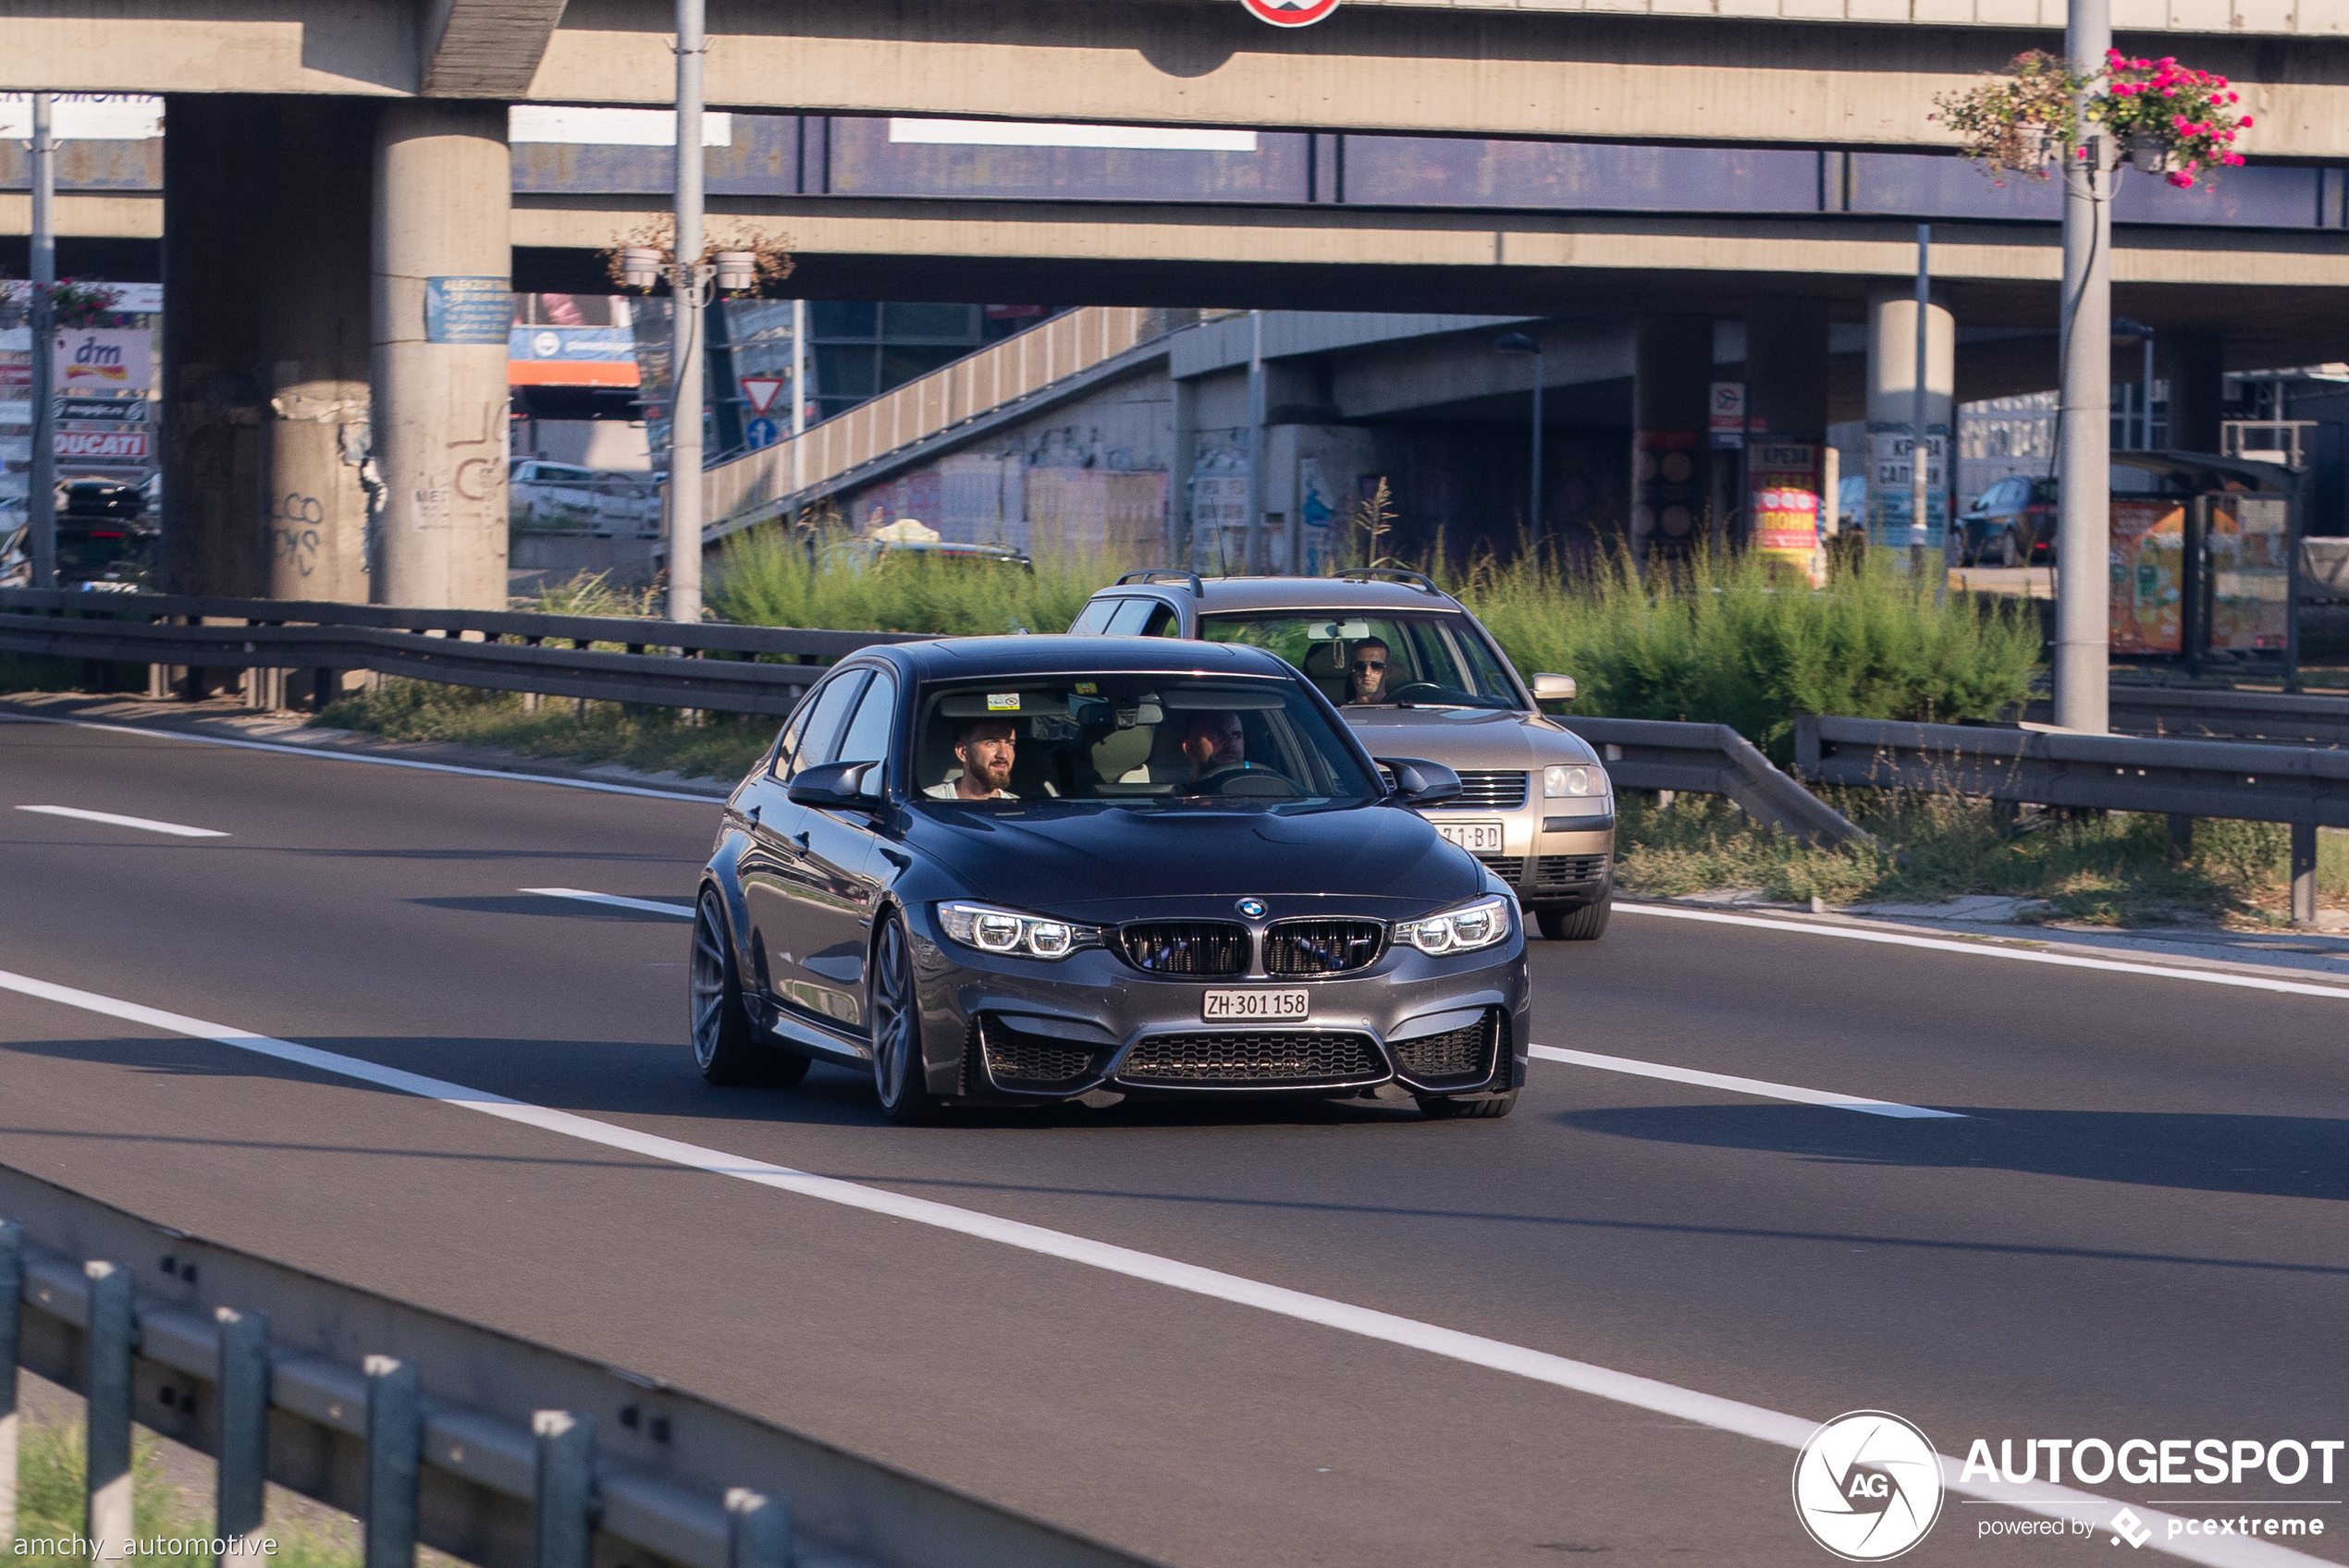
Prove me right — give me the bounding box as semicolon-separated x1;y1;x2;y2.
1241;0;1338;25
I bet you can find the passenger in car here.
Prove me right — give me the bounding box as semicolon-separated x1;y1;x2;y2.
1345;638;1394;704
925;717;1020;801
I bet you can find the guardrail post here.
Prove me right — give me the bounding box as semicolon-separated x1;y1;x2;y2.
84;1260;133;1563
725;1487;791;1568
2168;815;2195;860
1;1219;20;1544
363;1355;422;1568
2292;822;2320;925
531;1412;595;1568
215;1307;271;1546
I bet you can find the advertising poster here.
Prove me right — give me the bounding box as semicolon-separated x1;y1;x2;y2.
53;328;152;394
1633;428;1701;555
1748;441;1821;585
2109;499;2185;655
2208;495;2292;652
1866;428;1947;548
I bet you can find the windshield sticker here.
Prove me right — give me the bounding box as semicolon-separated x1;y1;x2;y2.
986;692;1021;711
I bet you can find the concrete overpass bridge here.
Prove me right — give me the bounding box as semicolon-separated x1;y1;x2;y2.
4;0;2346;605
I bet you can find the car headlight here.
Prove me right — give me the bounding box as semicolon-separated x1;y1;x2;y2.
937;900;1101;961
1396;893;1515;956
1543;763;1606;798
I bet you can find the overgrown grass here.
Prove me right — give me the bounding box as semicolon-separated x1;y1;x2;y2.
1452;546;2045;761
11;1416;354;1568
1616;791;2347;925
318;680;771;783
706;527;1111;637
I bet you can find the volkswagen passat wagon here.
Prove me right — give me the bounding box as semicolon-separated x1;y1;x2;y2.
695;636;1531;1122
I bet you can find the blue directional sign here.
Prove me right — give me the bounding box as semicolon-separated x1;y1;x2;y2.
744;417;780;449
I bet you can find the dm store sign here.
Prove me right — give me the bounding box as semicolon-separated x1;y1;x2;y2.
53;330;152;394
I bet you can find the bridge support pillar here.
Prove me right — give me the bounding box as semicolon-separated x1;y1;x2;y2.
1865;287;1954;550
371;101;511;609
2159;331;2225;455
1630;315;1711;565
161;97;377;614
1744;297;1831;557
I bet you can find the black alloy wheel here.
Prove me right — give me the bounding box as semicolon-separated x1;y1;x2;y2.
868;913;937;1123
692;889;807;1087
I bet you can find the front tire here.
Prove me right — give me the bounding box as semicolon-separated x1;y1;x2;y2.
693;890;807;1086
1538;893;1611;941
868;913;938;1124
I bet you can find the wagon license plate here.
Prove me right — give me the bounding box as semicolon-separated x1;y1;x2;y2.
1202;989;1310;1023
1434;820;1505;854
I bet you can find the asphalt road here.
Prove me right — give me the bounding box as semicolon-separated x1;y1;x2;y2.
3;709;2346;1568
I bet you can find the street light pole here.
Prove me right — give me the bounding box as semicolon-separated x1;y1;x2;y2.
28;92;56;591
1495;331;1543;546
2055;0;2112;733
1244;309;1265;573
668;0;707;625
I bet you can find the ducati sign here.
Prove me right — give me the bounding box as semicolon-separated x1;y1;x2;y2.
1241;0;1338;25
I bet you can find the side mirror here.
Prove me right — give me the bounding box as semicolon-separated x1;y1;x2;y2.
788;760;884;810
1374;756;1463;807
1531;673;1577;703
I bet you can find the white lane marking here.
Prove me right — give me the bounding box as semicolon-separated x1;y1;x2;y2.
1617;901;2349;1002
522;887;696;918
16;804;228;839
1531;1044;1962;1120
0;713;726;804
0;966;2310;1567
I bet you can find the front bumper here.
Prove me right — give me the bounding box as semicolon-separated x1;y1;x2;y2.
904;908;1532;1105
1419;799;1615;911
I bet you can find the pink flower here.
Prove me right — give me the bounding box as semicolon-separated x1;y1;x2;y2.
2241;116;2254;128
2167;171;2195;188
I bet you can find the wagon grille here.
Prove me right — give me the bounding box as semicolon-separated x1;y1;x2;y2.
1473;852;1520;888
1531;853;1610;888
1117;922;1249;976
979;1017;1097;1088
1393;1011;1498;1086
1264;919;1384;976
1117;1031;1384;1086
1451;770;1530;810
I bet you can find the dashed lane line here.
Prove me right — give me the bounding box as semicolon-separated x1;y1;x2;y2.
16;804;229;838
522;888;697;918
0;962;2310;1567
1529;1044;1962;1119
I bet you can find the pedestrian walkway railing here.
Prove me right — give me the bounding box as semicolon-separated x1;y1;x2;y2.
696;308;1174;538
0;1162;1153;1568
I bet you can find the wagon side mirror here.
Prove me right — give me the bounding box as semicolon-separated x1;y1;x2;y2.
1531;673;1577;703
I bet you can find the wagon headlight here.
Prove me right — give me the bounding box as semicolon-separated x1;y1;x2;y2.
1397;893;1514;956
1544;764;1605;798
938;900;1101;961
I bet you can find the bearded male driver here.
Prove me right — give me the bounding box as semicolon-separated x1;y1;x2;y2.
925;717;1018;800
1178;710;1247;787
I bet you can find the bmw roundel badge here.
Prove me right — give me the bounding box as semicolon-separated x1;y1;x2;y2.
1236;898;1267;919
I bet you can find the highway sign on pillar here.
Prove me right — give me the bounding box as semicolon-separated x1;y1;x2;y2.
740;376;785;417
1241;0;1338;24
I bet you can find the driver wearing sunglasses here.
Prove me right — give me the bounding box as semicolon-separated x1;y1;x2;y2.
1344;637;1394;705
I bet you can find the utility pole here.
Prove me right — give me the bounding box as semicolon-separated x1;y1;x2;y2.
1911;225;1932;571
668;0;708;624
2055;0;2111;732
28;92;56;591
1243;310;1265;574
789;297;806;500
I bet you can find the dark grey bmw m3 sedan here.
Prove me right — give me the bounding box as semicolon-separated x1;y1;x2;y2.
694;635;1531;1122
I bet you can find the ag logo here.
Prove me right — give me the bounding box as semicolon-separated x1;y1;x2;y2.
1240;0;1339;25
1792;1411;1945;1561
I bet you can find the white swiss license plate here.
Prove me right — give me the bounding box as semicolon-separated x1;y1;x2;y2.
1434;820;1505;854
1203;989;1310;1023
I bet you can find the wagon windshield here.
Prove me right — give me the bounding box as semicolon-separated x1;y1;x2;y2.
913;674;1379;806
1197;612;1521;710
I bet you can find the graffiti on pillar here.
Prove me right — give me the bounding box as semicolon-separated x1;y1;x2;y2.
448;401;506;515
269;492;326;578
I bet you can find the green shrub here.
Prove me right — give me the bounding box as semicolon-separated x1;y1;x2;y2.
707;527;1110;637
1450;546;2044;761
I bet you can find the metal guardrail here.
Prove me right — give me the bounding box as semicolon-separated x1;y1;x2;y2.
0;1162;1152;1568
0;590;919;718
1556;716;1876;850
1794;714;2345;920
2023;685;2349;749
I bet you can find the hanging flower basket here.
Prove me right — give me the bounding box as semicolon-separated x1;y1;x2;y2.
2121;134;2173;176
1929;50;2083;184
1932;47;2251;190
2093;51;2250;190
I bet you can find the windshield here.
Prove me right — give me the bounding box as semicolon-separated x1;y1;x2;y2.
1198;612;1522;710
914;675;1379;805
